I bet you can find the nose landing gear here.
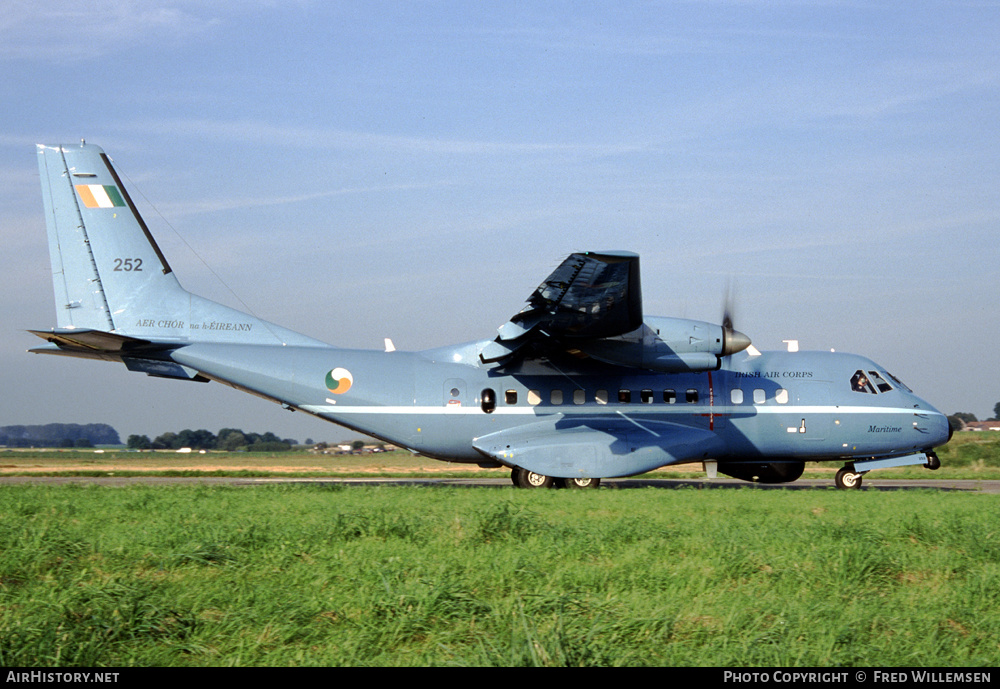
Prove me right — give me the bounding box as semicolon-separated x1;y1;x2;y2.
924;451;941;470
836;450;943;489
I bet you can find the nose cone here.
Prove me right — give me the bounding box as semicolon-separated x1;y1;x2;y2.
917;400;953;450
723;328;752;356
933;409;953;448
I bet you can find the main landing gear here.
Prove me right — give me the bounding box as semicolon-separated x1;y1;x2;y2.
510;468;601;489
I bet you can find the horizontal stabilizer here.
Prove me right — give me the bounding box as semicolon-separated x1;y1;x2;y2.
122;357;209;382
28;328;208;381
28;328;155;353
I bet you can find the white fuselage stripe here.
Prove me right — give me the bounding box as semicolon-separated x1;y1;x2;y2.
301;404;938;417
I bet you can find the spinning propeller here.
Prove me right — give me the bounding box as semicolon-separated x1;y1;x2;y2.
721;282;752;356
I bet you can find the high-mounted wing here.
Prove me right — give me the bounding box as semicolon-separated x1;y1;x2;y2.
519;250;641;339
480;250;752;371
480;251;642;364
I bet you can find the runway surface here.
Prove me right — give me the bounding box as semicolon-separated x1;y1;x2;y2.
1;475;998;493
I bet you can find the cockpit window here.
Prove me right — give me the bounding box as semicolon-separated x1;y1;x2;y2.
867;370;893;393
886;371;912;392
851;370;876;394
851;370;894;394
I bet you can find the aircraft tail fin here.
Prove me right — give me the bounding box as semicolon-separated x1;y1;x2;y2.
35;143;323;348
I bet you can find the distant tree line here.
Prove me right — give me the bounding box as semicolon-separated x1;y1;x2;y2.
948;403;1000;431
126;428;299;452
0;424;120;448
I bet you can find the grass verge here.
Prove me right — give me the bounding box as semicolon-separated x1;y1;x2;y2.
0;483;997;666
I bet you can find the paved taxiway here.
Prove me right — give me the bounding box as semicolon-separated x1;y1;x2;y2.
1;476;998;493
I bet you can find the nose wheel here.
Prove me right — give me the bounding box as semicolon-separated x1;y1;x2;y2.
925;451;941;470
835;465;865;490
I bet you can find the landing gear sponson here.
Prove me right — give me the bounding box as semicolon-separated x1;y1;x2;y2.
510;468;601;489
509;450;943;491
835;450;941;490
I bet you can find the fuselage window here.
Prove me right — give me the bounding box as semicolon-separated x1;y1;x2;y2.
753;388;766;404
664;389;676;404
641;389;654;404
527;390;542;405
686;389;698;403
619;389;632;403
595;389;609;405
505;389;518;405
481;388;496;414
851;370;876;394
775;389;789;404
731;389;744;404
551;389;564;405
573;389;586;405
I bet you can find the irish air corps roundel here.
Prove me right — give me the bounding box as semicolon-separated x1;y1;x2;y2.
326;368;353;394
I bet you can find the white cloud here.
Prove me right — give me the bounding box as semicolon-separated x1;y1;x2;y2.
0;0;222;60
118;117;650;158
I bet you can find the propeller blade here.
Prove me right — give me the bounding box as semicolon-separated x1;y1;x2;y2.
721;280;750;355
722;279;735;330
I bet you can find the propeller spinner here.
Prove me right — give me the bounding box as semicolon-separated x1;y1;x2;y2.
721;286;751;356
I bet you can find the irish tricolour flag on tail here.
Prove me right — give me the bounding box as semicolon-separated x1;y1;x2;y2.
75;184;126;209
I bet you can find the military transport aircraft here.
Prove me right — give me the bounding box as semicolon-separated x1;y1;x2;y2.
31;142;951;489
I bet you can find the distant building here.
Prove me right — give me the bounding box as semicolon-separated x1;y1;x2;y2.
964;421;1000;432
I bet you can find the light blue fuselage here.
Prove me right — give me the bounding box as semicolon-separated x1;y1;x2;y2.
171;338;949;477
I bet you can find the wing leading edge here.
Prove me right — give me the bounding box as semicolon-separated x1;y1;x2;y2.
480;251;751;372
481;251;642;364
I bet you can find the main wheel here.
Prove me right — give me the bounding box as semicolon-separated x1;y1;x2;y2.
559;477;601;489
516;468;554;488
835;467;863;490
925;452;941;470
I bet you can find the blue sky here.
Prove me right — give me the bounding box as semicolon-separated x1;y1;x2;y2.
1;1;998;442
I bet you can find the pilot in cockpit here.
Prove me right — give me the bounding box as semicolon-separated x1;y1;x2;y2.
851;371;871;393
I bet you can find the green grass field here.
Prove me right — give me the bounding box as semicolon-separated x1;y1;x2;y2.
1;483;997;666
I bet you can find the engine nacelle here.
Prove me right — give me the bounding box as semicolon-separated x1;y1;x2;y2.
577;318;751;373
718;461;805;484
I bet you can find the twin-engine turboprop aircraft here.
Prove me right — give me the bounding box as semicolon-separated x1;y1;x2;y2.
31;143;951;489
